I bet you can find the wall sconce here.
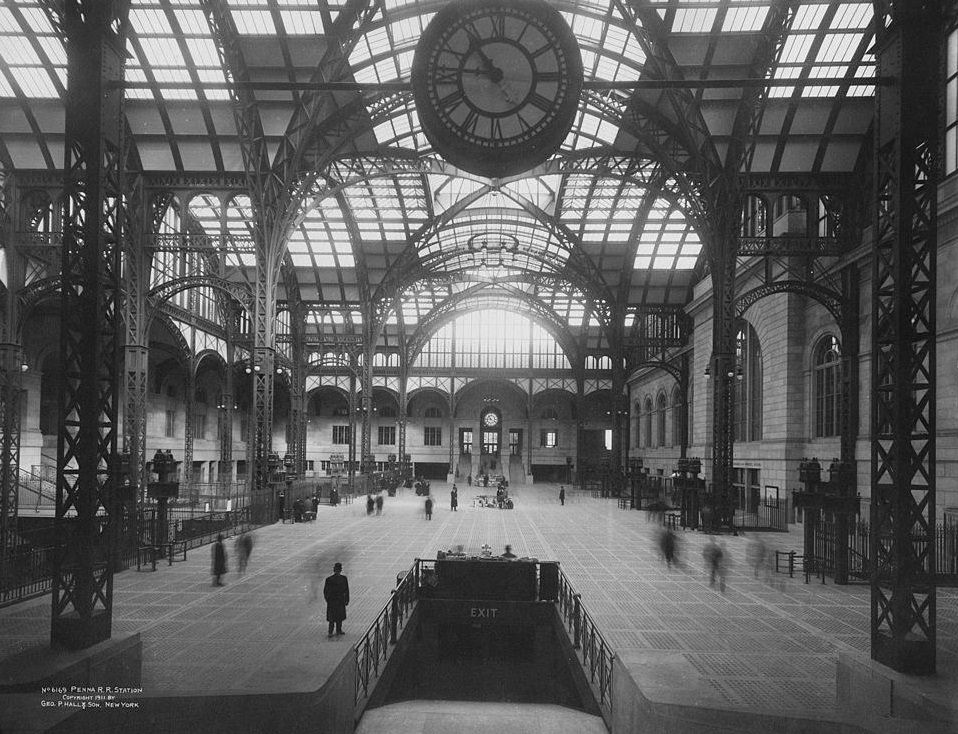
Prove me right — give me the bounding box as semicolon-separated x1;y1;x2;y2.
704;365;711;379
20;363;29;372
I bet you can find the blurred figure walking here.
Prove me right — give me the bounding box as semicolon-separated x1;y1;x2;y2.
658;527;679;569
425;496;433;520
235;533;253;574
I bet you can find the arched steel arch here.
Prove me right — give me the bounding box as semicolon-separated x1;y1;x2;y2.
735;281;843;326
145;275;253;328
193;349;228;378
628;359;683;385
453;376;529;405
405;287;580;368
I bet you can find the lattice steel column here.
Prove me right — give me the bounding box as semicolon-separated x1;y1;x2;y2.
610;348;626;474
447;377;455;475
0;174;24;556
526;383;533;478
0;346;23;555
574;374;585;486
359;339;373;475
347;369;357;487
287;307;307;476
122;175;148;504
397;369;407;472
869;3;940;675
251;344;275;491
707;181;740;531
678;353;690;460
183;353;196;504
52;1;129;650
218;338;234;482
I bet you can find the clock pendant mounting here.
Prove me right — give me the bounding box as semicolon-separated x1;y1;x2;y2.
410;0;583;179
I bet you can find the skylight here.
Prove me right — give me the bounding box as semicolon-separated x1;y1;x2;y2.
633;199;702;270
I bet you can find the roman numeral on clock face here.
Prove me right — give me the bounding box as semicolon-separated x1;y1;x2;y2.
461;108;480;135
439;88;464;110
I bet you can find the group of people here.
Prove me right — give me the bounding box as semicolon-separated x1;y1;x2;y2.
653;527;732;592
210;532;254;586
366;492;385;516
278;486;342;523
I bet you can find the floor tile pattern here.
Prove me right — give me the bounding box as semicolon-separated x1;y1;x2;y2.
1;483;955;719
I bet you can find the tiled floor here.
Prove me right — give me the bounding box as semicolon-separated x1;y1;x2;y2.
1;483;955;718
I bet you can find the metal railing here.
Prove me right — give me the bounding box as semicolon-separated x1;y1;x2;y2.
1;506;255;605
0;544;56;607
807;520;958;585
555;566;614;721
355;564;419;711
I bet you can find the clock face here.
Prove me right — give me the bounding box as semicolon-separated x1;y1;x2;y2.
483;412;500;428
411;0;583;179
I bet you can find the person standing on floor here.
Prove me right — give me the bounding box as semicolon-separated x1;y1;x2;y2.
323;562;349;637
425;495;433;520
375;493;384;516
211;534;227;586
559;486;565;506
277;491;286;523
450;485;458;512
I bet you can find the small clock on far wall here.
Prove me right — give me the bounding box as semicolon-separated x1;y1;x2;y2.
483;412;500;428
410;0;583;179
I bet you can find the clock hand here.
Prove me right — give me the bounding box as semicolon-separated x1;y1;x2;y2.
467;37;504;83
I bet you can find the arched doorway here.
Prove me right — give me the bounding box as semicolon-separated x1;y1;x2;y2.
479;407;502;476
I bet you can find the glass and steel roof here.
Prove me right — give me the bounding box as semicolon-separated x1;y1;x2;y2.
0;0;878;355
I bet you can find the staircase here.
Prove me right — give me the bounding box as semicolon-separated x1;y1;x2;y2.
17;467;56;512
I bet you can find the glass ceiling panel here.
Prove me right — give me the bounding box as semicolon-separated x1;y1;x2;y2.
561;99;622;151
225;195;257;268
501;175;562;216
420;210;570;273
0;3;63;99
767;2;874;99
291;199;355;268
633;198;702;271
127;2;230;101
340;175;430;242
560;175;647;245
428;175;486;215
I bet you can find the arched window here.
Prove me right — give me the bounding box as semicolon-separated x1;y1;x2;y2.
734;322;763;442
813;335;842;437
379;404;397;418
643;397;653;448
671;385;683;447
656;393;667;446
423;406;442;418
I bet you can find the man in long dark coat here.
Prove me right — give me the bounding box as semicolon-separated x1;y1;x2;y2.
323;562;349;637
211;534;227;586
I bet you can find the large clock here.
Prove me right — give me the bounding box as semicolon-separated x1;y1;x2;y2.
483;412;500;428
410;0;583;179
